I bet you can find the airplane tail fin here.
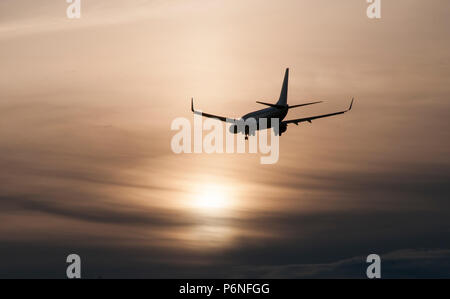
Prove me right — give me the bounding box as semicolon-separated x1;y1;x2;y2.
276;68;289;106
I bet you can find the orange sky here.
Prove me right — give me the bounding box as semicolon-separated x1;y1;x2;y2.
0;0;449;278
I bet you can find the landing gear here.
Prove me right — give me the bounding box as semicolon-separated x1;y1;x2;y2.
245;135;248;140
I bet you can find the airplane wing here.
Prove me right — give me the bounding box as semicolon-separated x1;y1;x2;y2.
256;100;323;109
283;98;354;125
191;98;238;123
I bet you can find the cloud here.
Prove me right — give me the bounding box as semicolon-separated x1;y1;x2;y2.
1;0;450;278
0;195;192;228
0;0;154;38
234;248;450;278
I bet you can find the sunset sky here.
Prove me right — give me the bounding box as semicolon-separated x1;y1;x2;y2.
1;0;449;278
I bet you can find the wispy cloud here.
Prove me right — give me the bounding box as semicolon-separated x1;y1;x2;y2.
0;0;449;278
235;249;450;278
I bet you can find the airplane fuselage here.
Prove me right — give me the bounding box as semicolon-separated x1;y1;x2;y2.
241;106;288;129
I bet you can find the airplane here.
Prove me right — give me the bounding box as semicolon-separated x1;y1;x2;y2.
191;68;354;139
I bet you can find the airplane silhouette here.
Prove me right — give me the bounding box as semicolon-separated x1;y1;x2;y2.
191;68;354;139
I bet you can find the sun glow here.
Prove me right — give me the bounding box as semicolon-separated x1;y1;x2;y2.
184;182;237;248
193;185;231;214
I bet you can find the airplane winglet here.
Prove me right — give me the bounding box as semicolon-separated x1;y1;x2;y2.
348;97;354;111
191;98;194;112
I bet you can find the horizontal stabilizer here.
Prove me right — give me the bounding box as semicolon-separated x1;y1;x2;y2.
256;101;286;109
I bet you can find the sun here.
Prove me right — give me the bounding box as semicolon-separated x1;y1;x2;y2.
184;182;238;248
196;191;226;210
192;184;231;215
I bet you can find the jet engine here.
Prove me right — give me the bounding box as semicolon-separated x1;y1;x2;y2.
229;125;239;134
228;123;257;136
275;122;288;136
